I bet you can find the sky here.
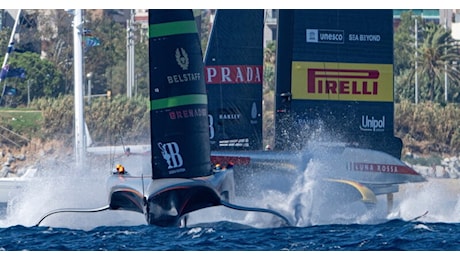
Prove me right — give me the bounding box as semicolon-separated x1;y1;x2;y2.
3;1;458;10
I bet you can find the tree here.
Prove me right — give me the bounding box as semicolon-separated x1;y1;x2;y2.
199;9;213;54
0;10;80;98
26;10;74;94
394;11;460;103
393;11;424;103
132;20;149;97
394;11;418;76
83;10;126;97
0;27;13;56
6;51;65;105
415;23;460;102
263;40;276;93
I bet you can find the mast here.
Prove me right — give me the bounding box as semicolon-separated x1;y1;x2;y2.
415;18;418;104
0;9;22;103
73;9;86;168
126;9;135;98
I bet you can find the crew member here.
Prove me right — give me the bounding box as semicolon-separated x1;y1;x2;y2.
113;164;126;175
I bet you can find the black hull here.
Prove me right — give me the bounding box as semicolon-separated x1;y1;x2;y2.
107;168;235;227
146;183;223;227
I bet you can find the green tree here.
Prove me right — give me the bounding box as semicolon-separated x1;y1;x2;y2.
132;20;149;97
393;11;425;103
7;51;65;104
199;9;213;54
38;10;74;94
84;10;126;97
394;11;417;76
263;40;276;93
415;23;460;102
394;11;460;104
0;27;13;56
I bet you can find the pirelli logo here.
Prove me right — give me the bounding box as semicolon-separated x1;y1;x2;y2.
307;68;379;94
292;61;393;102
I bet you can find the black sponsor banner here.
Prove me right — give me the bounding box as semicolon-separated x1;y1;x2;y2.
208;94;262;150
290;100;394;137
204;10;264;150
280;100;400;157
292;9;393;64
275;10;399;156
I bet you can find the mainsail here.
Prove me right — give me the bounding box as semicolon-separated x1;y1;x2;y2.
149;10;212;179
204;10;264;151
274;10;402;158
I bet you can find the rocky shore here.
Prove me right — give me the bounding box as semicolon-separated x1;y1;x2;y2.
1;139;460;180
406;154;460;179
0;139;74;177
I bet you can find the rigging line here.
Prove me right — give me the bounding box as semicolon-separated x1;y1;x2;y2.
119;129;126;153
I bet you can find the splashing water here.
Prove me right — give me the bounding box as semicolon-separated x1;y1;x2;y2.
0;161;146;230
188;147;460;228
2;148;460;230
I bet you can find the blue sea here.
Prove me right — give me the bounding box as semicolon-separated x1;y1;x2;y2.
1;216;460;251
1;159;460;253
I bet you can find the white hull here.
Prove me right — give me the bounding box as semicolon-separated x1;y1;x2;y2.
0;177;23;203
90;142;426;197
212;142;426;199
0;168;37;204
215;145;424;181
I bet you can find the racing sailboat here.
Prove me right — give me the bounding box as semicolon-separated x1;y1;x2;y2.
208;9;426;211
36;9;290;227
37;10;425;227
106;9;236;227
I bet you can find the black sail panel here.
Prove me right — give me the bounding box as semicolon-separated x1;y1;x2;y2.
204;10;264;151
149;10;211;179
274;10;402;158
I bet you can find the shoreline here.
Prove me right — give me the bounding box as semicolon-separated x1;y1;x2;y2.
1;139;460;180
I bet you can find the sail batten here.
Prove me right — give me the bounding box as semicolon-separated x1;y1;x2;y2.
150;94;208;110
149;20;198;38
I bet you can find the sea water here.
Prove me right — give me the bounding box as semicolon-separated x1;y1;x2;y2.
1;155;460;252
